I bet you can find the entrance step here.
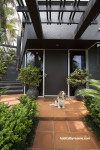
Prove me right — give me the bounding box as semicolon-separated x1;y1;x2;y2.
0;60;23;95
37;116;83;121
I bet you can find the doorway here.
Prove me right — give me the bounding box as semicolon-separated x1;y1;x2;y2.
45;50;68;96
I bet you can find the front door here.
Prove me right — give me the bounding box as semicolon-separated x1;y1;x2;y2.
45;50;68;95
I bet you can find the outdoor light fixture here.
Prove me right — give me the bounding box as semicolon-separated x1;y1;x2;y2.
56;44;59;47
98;28;100;31
97;44;100;47
36;52;38;54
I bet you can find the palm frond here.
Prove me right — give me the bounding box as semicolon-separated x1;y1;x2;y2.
88;79;100;91
76;88;100;99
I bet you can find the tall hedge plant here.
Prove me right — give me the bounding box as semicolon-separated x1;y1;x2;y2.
76;79;100;128
0;95;38;150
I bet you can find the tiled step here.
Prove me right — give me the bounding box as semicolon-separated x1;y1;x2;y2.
1;60;19;81
0;94;23;107
3;89;23;95
0;86;23;90
0;82;22;86
0;81;23;95
2;74;19;81
37;116;84;121
4;100;20;106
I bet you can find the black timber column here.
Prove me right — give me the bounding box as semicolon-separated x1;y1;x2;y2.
17;36;21;68
25;0;43;39
75;0;100;39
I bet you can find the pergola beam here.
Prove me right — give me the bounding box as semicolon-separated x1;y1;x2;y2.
24;19;97;25
17;5;86;12
74;0;100;39
38;0;88;6
25;0;43;39
0;44;17;48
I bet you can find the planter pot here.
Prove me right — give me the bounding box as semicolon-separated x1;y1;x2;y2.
74;86;84;101
27;86;39;100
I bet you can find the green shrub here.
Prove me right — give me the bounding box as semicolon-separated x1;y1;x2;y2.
0;62;7;80
0;95;38;150
67;68;91;87
84;115;100;140
0;48;16;64
0;89;7;97
76;79;100;128
17;65;42;87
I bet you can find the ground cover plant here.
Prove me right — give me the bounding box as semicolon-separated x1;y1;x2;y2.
0;95;38;150
76;79;100;129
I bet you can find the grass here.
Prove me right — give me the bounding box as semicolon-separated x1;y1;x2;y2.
84;115;100;141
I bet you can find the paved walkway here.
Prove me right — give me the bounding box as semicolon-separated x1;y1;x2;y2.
0;94;21;106
29;98;100;150
0;95;100;150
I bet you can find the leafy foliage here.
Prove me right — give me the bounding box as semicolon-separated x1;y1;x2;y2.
0;47;16;80
0;89;7;97
67;68;91;87
0;0;19;44
0;62;7;80
0;48;16;63
0;1;6;43
0;95;38;150
84;115;100;140
76;79;100;128
17;65;42;87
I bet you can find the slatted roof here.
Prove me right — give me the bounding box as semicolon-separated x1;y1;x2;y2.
16;0;100;39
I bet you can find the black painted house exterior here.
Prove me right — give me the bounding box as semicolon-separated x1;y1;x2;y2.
17;0;100;96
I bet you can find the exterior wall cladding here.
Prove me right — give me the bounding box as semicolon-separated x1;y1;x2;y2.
19;9;100;95
88;45;100;80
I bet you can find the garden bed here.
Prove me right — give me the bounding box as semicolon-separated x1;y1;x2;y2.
0;95;38;150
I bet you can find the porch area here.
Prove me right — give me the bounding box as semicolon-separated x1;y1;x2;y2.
0;95;100;150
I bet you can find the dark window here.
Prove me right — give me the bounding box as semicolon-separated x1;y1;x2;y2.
70;50;86;96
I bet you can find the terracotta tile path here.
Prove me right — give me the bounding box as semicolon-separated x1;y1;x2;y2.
0;95;100;150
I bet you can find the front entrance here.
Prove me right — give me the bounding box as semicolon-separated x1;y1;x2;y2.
25;49;86;97
26;50;43;96
45;50;68;96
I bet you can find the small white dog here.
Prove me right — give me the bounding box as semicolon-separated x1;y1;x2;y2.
49;91;66;108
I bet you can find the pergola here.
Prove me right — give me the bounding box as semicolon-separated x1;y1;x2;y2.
16;0;100;39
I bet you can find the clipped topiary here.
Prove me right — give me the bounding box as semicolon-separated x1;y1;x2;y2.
17;65;42;99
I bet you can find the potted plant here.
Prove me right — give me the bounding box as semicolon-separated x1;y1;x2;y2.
67;68;91;99
17;65;42;99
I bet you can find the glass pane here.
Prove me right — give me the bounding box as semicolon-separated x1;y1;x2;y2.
26;50;43;96
70;50;86;96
